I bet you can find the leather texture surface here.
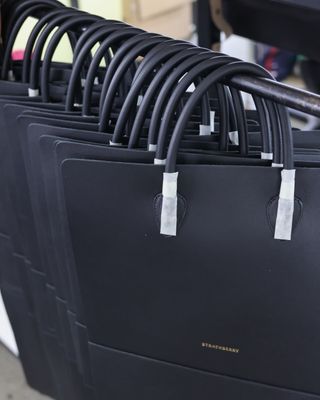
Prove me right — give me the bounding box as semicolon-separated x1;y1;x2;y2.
62;158;320;397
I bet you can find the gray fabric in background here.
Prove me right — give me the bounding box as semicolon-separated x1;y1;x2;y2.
0;344;52;400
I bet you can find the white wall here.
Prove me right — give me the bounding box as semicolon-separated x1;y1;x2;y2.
0;293;18;355
221;34;256;109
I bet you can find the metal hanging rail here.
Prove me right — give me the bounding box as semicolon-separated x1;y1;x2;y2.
230;75;320;118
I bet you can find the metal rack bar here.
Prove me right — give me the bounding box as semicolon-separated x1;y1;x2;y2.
230;75;320;117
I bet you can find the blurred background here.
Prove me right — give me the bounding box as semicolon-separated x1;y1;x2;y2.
11;0;320;129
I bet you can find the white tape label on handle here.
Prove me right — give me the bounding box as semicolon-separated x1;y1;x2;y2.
109;141;123;147
160;172;178;236
272;163;284;168
274;169;296;241
210;111;215;132
199;124;211;136
28;88;39;97
154;158;166;166
261;152;273;160
8;70;15;82
81;78;86;88
148;144;157;152
229;131;239;146
137;95;143;106
186;83;195;93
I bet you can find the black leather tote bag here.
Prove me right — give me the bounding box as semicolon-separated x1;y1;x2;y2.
12;63;273;399
2;2;320;398
56;62;320;399
0;8;103;400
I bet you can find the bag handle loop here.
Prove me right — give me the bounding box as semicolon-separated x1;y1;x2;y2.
3;0;64;45
64;22;131;110
29;9;86;95
110;42;194;145
155;57;277;163
97;32;168;116
98;35;170;135
146;53;233;153
128;48;210;149
155;56;237;163
40;14;101;102
160;62;294;241
81;27;144;116
22;8;77;83
1;3;59;80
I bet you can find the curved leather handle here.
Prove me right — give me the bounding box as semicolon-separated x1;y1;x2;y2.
267;100;283;165
72;19;116;74
146;52;225;150
110;41;194;145
253;97;274;157
72;19;122;62
160;63;294;240
3;0;64;45
129;42;215;132
97;32;162;116
155;55;236;162
98;34;169;133
22;8;78;83
126;41;215;137
39;14;101;102
64;22;130;111
229;86;248;154
82;27;144;116
128;47;209;149
71;19;118;78
29;10;84;93
166;62;293;173
223;88;273;157
1;3;59;80
155;56;277;163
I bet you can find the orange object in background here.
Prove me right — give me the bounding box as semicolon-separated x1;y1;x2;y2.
123;0;194;39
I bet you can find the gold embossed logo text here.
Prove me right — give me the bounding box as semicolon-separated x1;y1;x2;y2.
201;342;240;354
